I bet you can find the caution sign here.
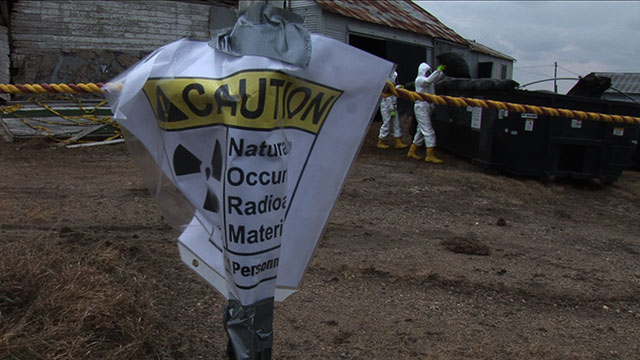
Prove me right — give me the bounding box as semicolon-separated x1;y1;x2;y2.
105;37;393;305
142;71;341;133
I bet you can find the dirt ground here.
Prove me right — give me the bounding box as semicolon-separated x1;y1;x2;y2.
1;120;640;360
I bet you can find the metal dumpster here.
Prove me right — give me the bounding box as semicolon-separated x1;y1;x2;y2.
432;79;640;184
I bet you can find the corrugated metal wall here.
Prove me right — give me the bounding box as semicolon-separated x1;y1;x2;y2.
288;0;321;34
323;12;348;43
10;0;214;84
468;51;479;79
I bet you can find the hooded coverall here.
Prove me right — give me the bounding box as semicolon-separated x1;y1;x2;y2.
412;62;444;148
378;71;402;140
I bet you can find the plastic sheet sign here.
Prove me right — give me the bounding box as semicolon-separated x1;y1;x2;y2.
105;36;393;306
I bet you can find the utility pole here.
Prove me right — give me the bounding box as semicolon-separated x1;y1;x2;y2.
554;61;558;93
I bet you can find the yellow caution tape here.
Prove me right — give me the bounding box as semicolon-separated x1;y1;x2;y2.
383;80;640;125
0;81;637;125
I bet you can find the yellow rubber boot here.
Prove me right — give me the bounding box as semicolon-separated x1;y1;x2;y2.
394;137;408;149
377;138;390;149
407;143;422;160
425;147;444;164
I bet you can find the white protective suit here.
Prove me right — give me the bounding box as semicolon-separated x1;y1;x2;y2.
412;62;445;148
378;71;402;139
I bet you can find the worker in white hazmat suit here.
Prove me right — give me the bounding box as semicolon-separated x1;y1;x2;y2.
407;62;446;163
377;71;408;149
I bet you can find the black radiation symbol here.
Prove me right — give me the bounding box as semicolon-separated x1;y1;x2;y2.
173;140;223;213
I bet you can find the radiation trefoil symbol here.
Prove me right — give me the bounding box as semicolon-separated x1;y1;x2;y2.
172;140;223;213
155;83;224;214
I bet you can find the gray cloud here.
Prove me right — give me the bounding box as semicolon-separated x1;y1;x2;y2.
416;1;640;93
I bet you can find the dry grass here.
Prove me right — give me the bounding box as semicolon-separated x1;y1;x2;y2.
0;235;172;360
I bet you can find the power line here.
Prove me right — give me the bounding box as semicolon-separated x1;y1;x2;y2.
516;63;584;77
556;64;582;76
514;64;554;69
517;67;553;79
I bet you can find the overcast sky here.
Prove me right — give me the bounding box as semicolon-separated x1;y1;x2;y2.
416;1;640;94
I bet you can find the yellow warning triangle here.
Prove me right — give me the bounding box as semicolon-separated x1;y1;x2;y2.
156;85;189;123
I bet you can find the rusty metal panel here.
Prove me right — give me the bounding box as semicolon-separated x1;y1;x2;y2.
314;0;468;46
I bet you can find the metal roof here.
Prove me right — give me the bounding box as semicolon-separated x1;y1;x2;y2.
592;72;640;95
468;39;516;62
314;0;469;46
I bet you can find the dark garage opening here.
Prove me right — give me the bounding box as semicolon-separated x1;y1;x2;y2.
349;34;428;125
348;34;427;86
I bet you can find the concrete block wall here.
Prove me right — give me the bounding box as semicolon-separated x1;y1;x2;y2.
10;0;217;85
0;25;9;84
0;25;8;100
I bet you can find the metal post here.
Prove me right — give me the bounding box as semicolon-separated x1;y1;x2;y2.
224;298;274;360
554;62;558;93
